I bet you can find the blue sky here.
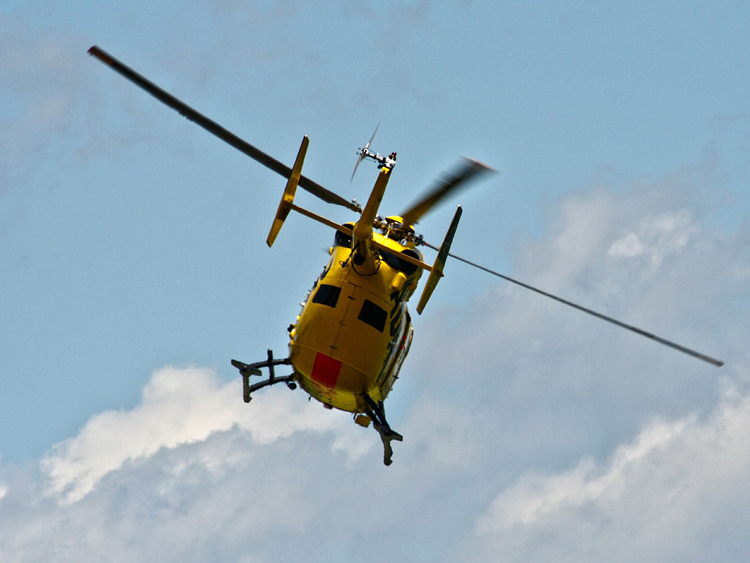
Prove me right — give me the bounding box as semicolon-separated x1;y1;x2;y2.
2;2;750;561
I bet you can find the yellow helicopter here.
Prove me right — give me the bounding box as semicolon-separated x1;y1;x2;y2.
89;46;723;466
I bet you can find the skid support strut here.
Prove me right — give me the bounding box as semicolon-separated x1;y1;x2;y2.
231;350;296;403
363;394;403;466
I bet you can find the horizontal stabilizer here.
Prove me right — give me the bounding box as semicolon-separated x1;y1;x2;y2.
267;136;308;247
417;206;462;314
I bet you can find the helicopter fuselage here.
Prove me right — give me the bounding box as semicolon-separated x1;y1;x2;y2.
290;228;423;413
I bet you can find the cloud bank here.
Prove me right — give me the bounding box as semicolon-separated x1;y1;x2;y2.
2;171;749;562
40;366;367;504
474;389;750;563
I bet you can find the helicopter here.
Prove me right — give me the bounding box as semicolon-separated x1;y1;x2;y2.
88;46;723;466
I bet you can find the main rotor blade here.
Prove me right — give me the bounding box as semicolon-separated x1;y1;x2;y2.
88;46;360;213
424;242;724;368
401;158;493;226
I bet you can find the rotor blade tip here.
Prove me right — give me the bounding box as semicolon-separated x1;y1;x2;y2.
464;157;495;174
88;45;113;65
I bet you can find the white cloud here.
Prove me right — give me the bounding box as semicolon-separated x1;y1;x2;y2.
472;386;750;563
40;365;367;504
607;210;696;279
414;177;741;432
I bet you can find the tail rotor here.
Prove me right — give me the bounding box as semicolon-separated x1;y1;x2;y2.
351;122;386;181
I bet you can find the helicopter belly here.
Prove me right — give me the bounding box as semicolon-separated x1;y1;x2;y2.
291;346;369;411
290;279;402;412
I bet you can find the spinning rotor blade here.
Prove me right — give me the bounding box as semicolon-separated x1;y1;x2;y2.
401;158;493;226
424;242;724;368
351;122;380;182
88;46;360;213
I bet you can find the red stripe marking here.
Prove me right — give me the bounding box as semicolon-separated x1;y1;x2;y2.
311;353;342;388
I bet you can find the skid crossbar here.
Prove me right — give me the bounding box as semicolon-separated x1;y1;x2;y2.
231;350;295;403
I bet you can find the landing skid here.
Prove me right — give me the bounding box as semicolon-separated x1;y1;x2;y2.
231;349;296;403
231;352;403;466
364;394;403;466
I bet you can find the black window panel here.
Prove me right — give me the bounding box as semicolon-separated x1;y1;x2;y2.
380;248;420;276
312;284;341;308
358;299;387;332
334;226;353;247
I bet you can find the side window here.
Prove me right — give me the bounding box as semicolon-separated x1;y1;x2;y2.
334;224;354;247
312;284;341;308
381;248;420;275
358;299;387;332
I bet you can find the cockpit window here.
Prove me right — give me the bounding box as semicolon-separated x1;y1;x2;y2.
358;299;387;332
380;248;420;276
312;284;341;307
334;225;354;248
